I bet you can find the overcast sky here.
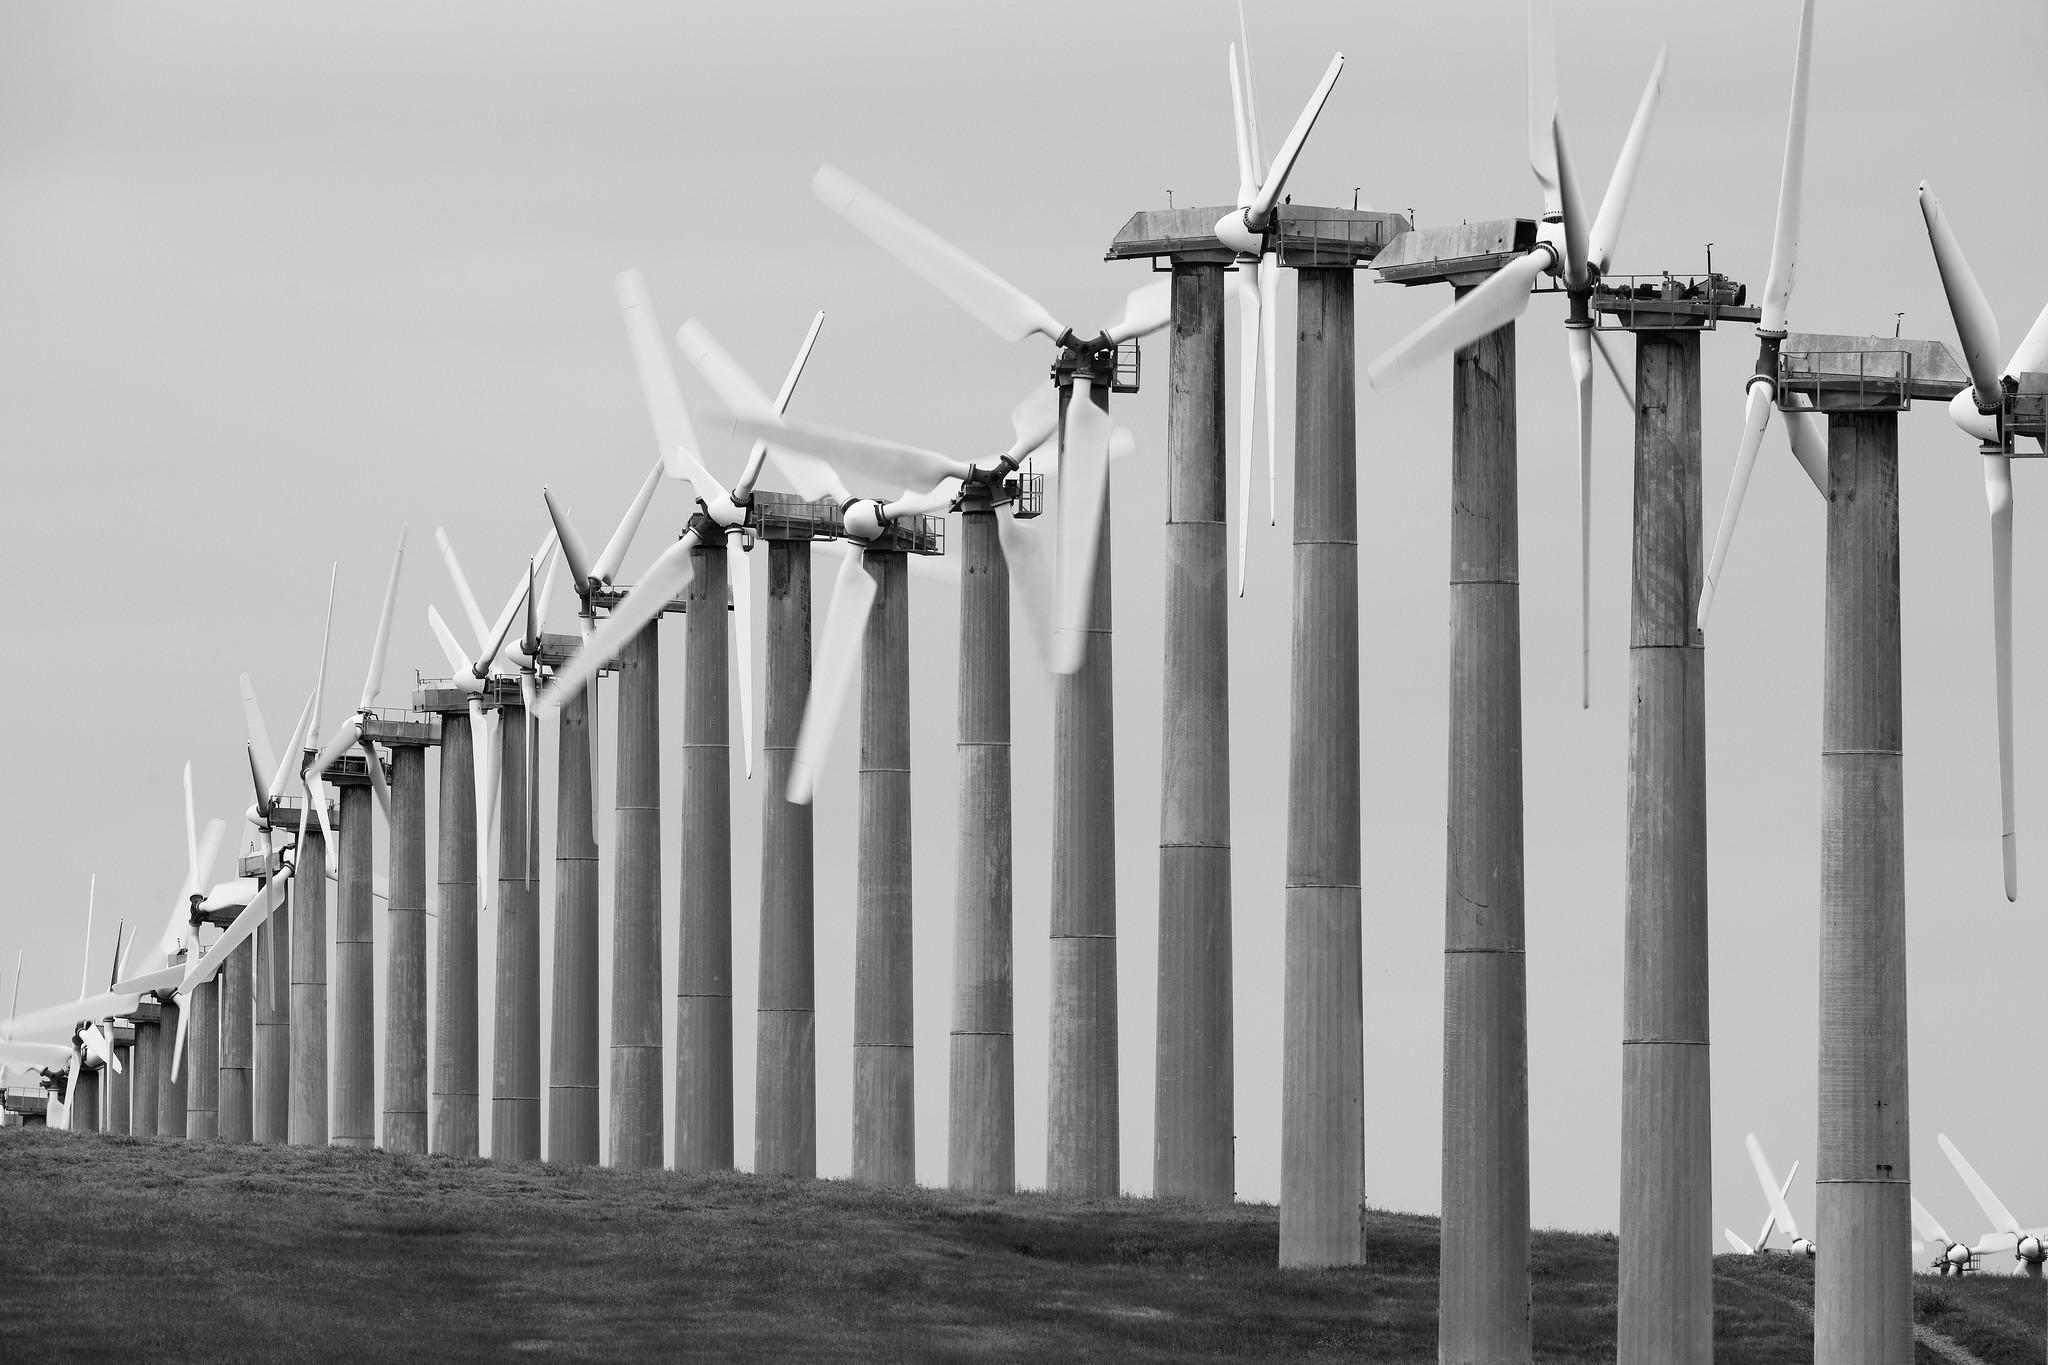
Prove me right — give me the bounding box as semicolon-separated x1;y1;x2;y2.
3;0;2044;1249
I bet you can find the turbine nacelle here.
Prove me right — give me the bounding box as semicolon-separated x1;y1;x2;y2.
1949;386;2002;445
2019;1234;2045;1264
1790;1237;1816;1259
1214;208;1264;258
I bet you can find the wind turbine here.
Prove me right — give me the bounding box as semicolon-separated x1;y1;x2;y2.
1212;8;1344;590
1910;1196;1976;1276
1724;1155;1799;1255
1937;1133;2048;1277
1746;1133;1815;1258
1368;2;1663;706
1913;184;2048;902
307;527;407;816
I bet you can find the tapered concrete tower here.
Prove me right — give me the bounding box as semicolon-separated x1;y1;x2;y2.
214;857;258;1143
678;541;735;1173
550;678;601;1166
610;616;665;1169
288;820;328;1146
252;880;287;1143
331;771;378;1149
424;702;480;1156
377;724;438;1155
185;976;220;1140
757;537;816;1177
1108;206;1404;1226
494;688;542;1161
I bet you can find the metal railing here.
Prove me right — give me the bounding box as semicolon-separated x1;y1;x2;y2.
1778;349;1912;412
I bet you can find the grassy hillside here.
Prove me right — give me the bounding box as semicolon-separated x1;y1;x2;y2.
0;1130;2038;1362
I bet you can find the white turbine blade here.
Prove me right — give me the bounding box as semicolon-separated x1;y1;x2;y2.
540;535;698;710
62;1051;78;1113
995;509;1056;676
1746;1133;1801;1242
361;524;407;710
0;1039;71;1069
310;716;366;783
1911;1196;1953;1248
1587;47;1668;276
434;530;491;651
1259;254;1280;528
1758;0;1816;334
239;675;279;794
729;410;969;499
1939;1134;2024;1237
311;563;337;747
811;165;1069;344
729;529;755;781
1553;108;1591;290
184;761;200;893
1051;383;1114;675
77;874;96;1000
1918;183;2006;413
1103;278;1172;345
194;820;225;905
1593;330;1635;408
1724;1230;1754;1256
677;318;857;504
1785;396;1829;491
181;867;290;993
881;480;961;520
169;993;190;1080
1569;326;1593;708
427;605;474;679
1227;44;1257;207
1367;249;1548;389
786;545;879;806
361;738;392;823
534;544;563;638
1987;454;2017;900
616;268;710;484
3;987;150;1041
736;310;829;501
1235;261;1262;597
1247;53;1344;224
1698;385;1777;629
545;489;597;591
266;691;316;807
1527;0;1560;217
2004;296;2048;381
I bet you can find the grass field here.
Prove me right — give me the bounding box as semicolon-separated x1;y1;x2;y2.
1;1128;2040;1362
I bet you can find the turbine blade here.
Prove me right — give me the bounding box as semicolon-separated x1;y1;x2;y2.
811;165;1069;344
1553;108;1591;289
1987;453;2016;900
1746;1133;1801;1242
1227;44;1257;207
239;675;279;794
1698;384;1776;629
540;535;698;710
427;605;473;679
267;690;316;806
995;507;1055;676
1247;53;1344;224
1568;326;1593;708
737;310;829;501
1785;395;1829;491
785;545;879;805
469;698;495;914
544;490;597;593
434;531;490;651
1938;1133;2025;1237
615;268;711;484
1724;1230;1754;1256
1527;0;1560;217
677;318;861;504
1367;249;1548;389
311;717;365;782
1587;47;1668;275
1759;0;1817;333
361;525;407;711
592;459;665;586
1103;278;1172;345
1917;183;2007;413
1593;330;1635;408
1235;261;1261;597
1051;382;1114;675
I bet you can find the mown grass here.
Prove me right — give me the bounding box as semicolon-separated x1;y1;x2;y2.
0;1129;2038;1362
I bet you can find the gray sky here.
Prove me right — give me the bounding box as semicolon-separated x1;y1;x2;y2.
3;0;2044;1247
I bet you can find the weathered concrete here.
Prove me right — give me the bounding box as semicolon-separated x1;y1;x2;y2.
950;496;1014;1193
550;687;600;1166
334;782;376;1147
1155;260;1234;1204
186;977;220;1140
1047;377;1119;1199
132;1020;160;1136
70;1068;98;1133
219;936;252;1141
384;745;429;1153
854;549;914;1186
757;539;816;1177
107;1043;131;1136
289;825;327;1146
1439;297;1532;1355
1814;410;1912;1365
159;972;188;1140
433;712;480;1157
678;543;734;1173
611;623;664;1169
493;700;541;1161
253;899;287;1144
1280;267;1364;1267
1619;330;1713;1363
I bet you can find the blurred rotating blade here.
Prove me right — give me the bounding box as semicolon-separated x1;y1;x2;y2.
1527;0;1560;217
1052;381;1113;675
882;480;960;520
545;489;597;590
811;165;1068;345
362;525;407;711
1367;249;1549;389
1986;454;2016;900
995;508;1055;676
435;531;491;650
1938;1134;2024;1237
1235;261;1261;597
737;310;827;501
786;545;879;806
240;675;279;795
616;269;715;491
1568;325;1593;708
1228;43;1257;206
181;866;291;992
311;716;366;783
541;534;699;710
468;698;494;913
1698;383;1777;629
1746;1134;1801;1243
1103;279;1171;345
1593;331;1635;408
427;606;473;680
